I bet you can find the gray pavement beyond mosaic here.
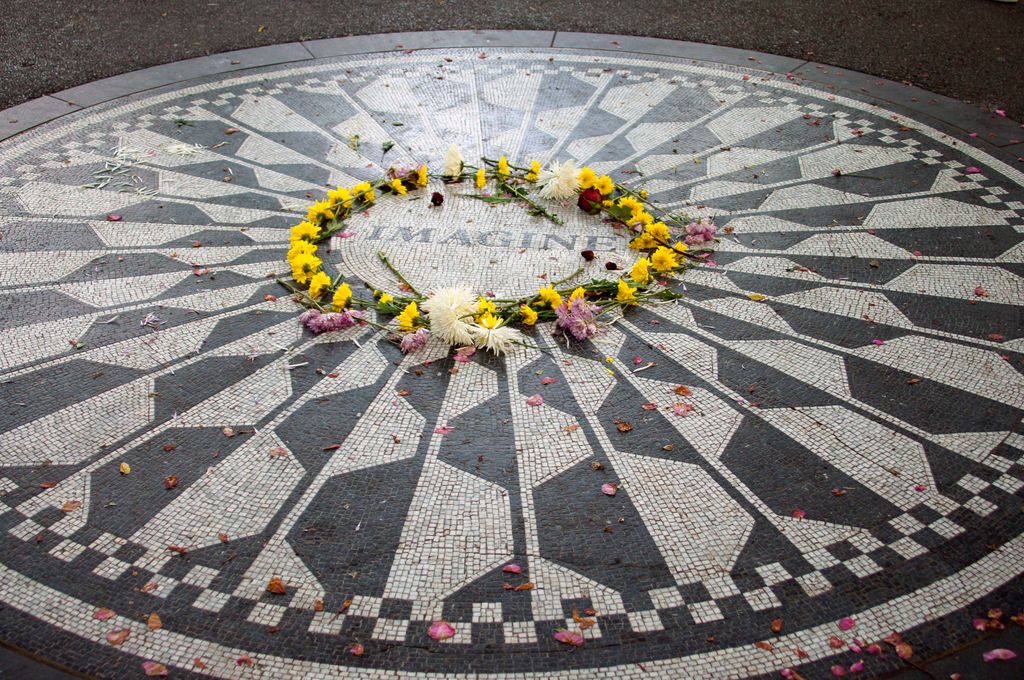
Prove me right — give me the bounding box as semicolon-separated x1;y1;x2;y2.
0;30;1022;680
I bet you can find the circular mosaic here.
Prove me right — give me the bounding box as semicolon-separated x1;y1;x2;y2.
0;44;1022;679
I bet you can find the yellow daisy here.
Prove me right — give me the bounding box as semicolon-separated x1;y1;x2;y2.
476;296;497;322
645;221;670;244
536;284;563;309
651;246;679;273
290;221;320;243
673;241;689;253
497;155;510;178
525;160;541;182
307;200;335;224
416;164;428;188
595;175;614;196
353;181;375;204
308;271;332;299
568;287;586;303
332;282;352;310
616;278;637;304
475;167;487;189
327;186;353;208
519;304;538;325
377;292;394;306
630;257;652;285
577;166;597;190
290;253;320;285
396;301;419;331
287;240;317;262
389;178;407;195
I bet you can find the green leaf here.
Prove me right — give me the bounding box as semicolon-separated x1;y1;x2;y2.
382;140;395;154
391;121;404;126
347;134;361;151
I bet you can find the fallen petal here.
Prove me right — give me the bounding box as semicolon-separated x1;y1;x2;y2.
965;166;982;174
502;564;523;574
983;648;1017;662
348;643;365;657
434;426;455;435
849;660;865;673
106;629;130;645
791;508;807;519
541;377;556;385
831;665;846;677
526;394;545;407
142;661;169;677
974;617;989;631
829;635;845;649
94;608;115;621
553;629;584;646
601;482;618;497
428;621;456;641
839;617;856;631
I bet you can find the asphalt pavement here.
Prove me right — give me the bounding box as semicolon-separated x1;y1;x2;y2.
0;0;1022;120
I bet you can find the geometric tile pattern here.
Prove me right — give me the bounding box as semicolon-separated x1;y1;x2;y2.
0;46;1022;679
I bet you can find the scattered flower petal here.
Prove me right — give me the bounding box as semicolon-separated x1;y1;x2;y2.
94;608;115;621
428;621;456;641
791;508;806;519
502;564;523;574
983;648;1017;662
829;635;845;649
106;629;130;645
434;426;455;435
601;482;618;497
541;377;556;385
348;643;365;657
142;661;168;677
849;660;864;673
526;394;545;407
839;617;856;631
831;665;846;677
871;339;885;346
553;629;584;646
965;166;982;174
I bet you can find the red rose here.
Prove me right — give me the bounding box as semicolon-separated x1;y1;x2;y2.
577;188;602;214
430;191;444;206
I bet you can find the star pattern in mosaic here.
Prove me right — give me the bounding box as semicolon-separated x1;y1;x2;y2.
0;48;1022;679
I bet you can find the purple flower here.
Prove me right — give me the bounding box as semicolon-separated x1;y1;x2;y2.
400;328;428;353
554;297;603;341
684;219;718;245
299;309;363;333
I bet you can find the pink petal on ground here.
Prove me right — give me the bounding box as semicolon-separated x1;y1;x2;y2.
601;483;618;497
839;617;856;631
780;670;793;678
849;660;865;673
865;643;883;656
706;259;717;266
434;426;455;435
502;564;523;574
541;377;556;385
338;231;355;238
791;508;806;519
871;339;885;346
849;643;862;653
914;484;927;492
895;642;913;660
106;214;122;222
829;635;845;649
996;109;1007;117
911;250;922;256
453;354;473;363
93;608;115;621
553;629;584;646
969;132;979;138
142;661;169;677
988;333;1005;342
428;621;456;641
526;394;545;407
831;665;847;677
348;642;365;656
973;618;989;631
455;346;476;357
632;355;644;365
965;166;982;174
983;648;1017;662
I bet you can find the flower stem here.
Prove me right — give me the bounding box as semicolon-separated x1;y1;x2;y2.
377;252;422;297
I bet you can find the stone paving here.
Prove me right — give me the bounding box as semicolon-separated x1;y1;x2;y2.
0;36;1022;679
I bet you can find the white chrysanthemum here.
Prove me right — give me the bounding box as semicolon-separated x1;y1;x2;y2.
422;287;476;346
536;159;580;199
442;144;464;178
470;321;523;355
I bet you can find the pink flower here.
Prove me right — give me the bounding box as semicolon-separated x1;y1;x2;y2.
400;329;428;353
299;309;362;333
555;297;602;341
839;617;856;631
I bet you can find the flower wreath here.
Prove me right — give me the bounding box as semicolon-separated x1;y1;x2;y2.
280;145;717;355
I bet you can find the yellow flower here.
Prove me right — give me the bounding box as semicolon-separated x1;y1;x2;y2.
353;182;375;203
475;167;487;189
616;278;637;304
308;271;332;299
287;240;317;262
332;282;352;310
630;210;654;227
617;196;642;213
630;257;652;285
602;199;614;208
629;233;656;250
519;304;538;325
290;253;320;285
290;221;320;243
577;166;597;190
595;175;614;196
568;287;586;303
536;284;562;309
639;190;649;199
378;292;394;306
525;160;540;182
651;246;679;273
476;296;496;322
396;301;420;331
307;200;335;224
416;164;428;187
673;241;688;253
327;186;353;208
389;178;407;195
645;221;670;244
477;311;501;329
497;155;510;178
